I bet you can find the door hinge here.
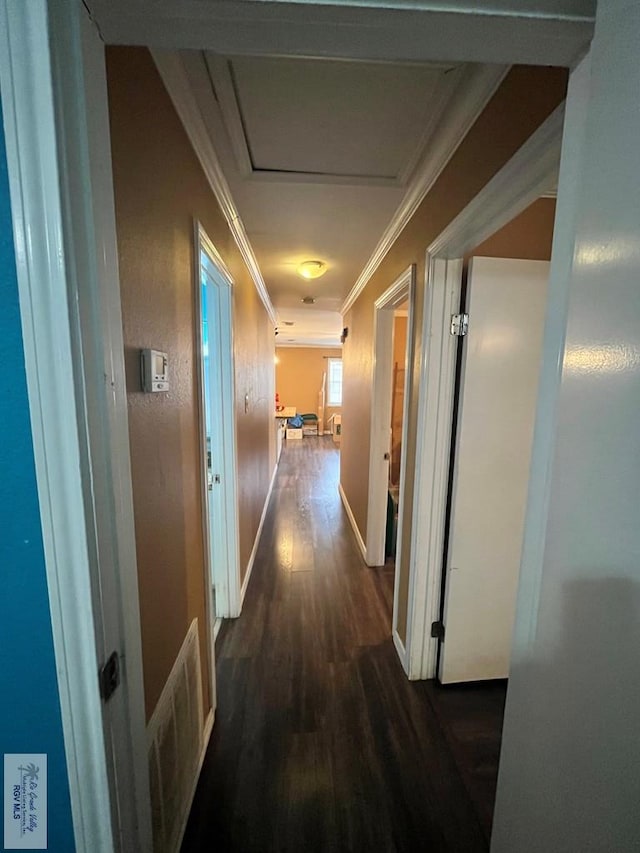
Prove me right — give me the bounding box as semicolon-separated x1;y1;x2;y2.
450;313;469;337
431;620;445;640
99;651;121;702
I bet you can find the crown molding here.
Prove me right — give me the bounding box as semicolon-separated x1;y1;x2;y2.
203;53;254;179
151;49;277;326
395;62;465;186
341;63;508;315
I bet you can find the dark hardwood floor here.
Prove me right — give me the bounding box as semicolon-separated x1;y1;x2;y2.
182;436;506;853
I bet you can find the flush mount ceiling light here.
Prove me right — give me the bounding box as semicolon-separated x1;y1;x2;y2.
297;260;327;280
301;296;316;305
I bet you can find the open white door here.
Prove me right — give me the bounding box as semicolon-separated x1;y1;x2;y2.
439;256;549;683
196;225;241;635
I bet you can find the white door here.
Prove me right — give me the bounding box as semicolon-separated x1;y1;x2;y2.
201;258;228;620
197;230;241;630
439;256;549;683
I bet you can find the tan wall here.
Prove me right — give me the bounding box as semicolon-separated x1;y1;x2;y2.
340;67;566;643
107;47;274;721
390;315;408;486
470;197;556;261
393;315;408;369
276;346;343;424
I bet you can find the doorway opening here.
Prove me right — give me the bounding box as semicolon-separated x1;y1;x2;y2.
195;223;241;655
385;301;409;582
389;301;408;493
404;102;565;684
274;346;343;451
415;194;557;837
366;266;415;653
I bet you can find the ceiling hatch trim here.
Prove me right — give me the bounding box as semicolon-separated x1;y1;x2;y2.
341;62;508;315
151;49;277;326
204;53;466;188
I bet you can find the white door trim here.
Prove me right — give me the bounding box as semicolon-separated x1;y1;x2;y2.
405;256;463;679
366;265;415;567
89;1;594;69
0;1;151;851
430;102;565;260
196;222;242;623
404;102;564;680
507;54;591;665
194;225;218;714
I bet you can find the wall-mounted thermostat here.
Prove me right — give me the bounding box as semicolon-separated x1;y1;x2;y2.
141;348;169;392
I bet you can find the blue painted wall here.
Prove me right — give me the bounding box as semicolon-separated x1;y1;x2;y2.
0;105;75;850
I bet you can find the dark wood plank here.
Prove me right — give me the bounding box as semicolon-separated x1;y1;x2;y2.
182;436;504;852
423;679;507;840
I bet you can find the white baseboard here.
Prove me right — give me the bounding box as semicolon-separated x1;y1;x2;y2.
338;482;367;561
241;463;277;606
175;708;214;853
393;628;410;677
213;616;223;641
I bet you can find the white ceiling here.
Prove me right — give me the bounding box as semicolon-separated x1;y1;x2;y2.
275;308;344;348
179;50;492;337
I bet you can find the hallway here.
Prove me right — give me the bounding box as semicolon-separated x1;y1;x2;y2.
182;437;505;852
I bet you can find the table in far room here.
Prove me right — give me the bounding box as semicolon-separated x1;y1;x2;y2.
275;407;297;458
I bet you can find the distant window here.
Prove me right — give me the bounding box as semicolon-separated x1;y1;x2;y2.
327;358;343;406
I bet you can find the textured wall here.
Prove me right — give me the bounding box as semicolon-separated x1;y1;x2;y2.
0;103;75;850
339;68;567;642
470;197;556;260
107;47;274;720
393;315;408;369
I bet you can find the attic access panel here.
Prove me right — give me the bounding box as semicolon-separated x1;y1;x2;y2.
213;54;460;182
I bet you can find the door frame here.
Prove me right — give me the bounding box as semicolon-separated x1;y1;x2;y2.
404;102;566;680
194;222;242;647
365;265;415;568
0;2;151;850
